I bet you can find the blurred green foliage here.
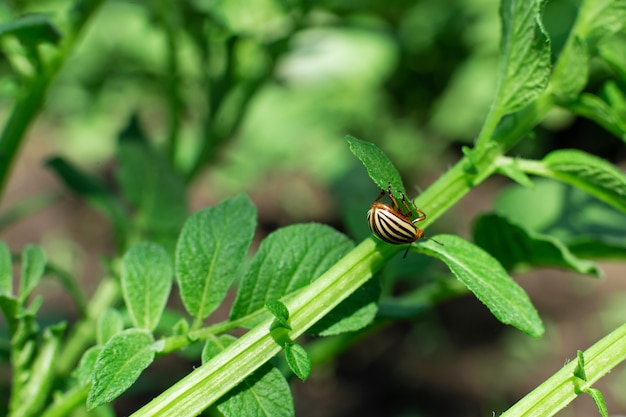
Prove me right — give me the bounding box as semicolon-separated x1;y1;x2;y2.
0;0;588;202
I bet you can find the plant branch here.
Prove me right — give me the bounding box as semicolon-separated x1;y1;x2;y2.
55;278;120;377
500;323;626;417
0;0;105;203
131;89;557;414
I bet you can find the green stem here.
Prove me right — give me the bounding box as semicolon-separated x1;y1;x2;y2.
500;156;550;176
161;309;269;354
476;102;506;151
155;0;182;165
55;278;120;377
0;0;105;203
9;324;65;417
0;74;51;202
40;386;91;417
45;263;89;317
414;93;553;222
501;323;626;417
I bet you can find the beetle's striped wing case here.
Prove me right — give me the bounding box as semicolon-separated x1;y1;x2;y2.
367;202;422;244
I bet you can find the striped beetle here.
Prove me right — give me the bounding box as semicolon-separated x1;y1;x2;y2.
367;184;441;257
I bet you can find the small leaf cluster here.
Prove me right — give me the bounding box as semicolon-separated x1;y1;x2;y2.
67;194;373;416
0;244;63;417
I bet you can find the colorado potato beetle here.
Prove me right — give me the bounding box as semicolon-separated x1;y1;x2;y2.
367;184;441;257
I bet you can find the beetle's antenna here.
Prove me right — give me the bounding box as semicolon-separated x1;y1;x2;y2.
424;236;443;246
404;236;443;258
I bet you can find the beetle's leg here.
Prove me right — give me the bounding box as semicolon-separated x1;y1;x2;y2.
374;188;386;202
399;192;414;217
388;191;400;212
385;183;404;211
412;207;426;223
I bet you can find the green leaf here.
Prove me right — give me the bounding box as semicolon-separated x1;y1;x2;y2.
284;343;311;381
0;294;19;328
0;14;62;47
216;364;294;417
496;159;535;188
46;157;109;196
574;350;587;381
307;275;380;336
97;308;124;345
202;335;295;417
575;0;626;44
494;0;551;114
46;157;128;246
494;179;626;242
117;140;187;237
473;214;601;276
19;245;46;304
554;0;626;98
562;94;626;139
25;295;43;316
121;242;173;331
230;223;353;324
88;329;156;409
11;324;65;417
266;300;291;330
172;318;190;336
0;241;12;295
599;35;626;81
568;239;626;259
418;235;544;337
176;194;256;327
551;36;589;98
542;149;626;213
346;135;406;195
73;346;102;386
602;81;626;116
201;335;234;363
585;388;608;417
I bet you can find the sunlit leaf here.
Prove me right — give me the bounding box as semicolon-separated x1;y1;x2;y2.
346;135;405;195
230;223;353;325
284;343;311;381
418;235;544;337
88;329;156;409
543;149;626;213
494;0;551;114
176;195;256;326
121;242;173;331
96;308;124;345
202;335;294;417
19;245;46;304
